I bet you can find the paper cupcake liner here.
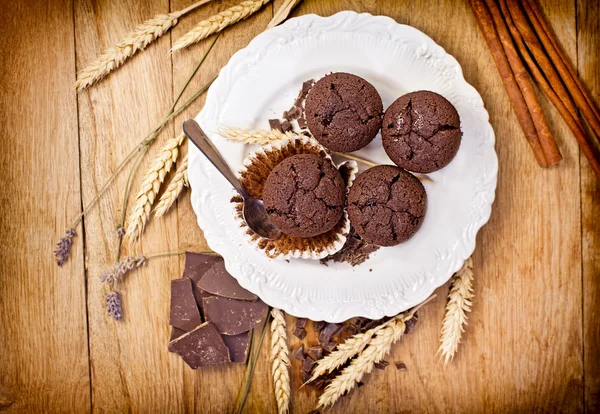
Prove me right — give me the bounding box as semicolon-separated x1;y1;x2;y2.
231;136;357;260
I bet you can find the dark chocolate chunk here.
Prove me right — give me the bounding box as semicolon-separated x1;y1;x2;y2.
363;318;388;332
222;331;250;363
318;323;342;343
295;318;308;329
280;120;293;132
197;261;257;301
297;117;307;129
285;106;302;121
374;360;389;370
170;278;202;332
292;344;305;361
310;378;326;389
322;341;337;353
307;346;323;361
357;381;364;387
302;357;316;373
183;252;223;309
269;118;283;132
196;288;216;320
313;321;326;332
202;296;268;335
168;327;186;352
169;322;230;368
301;370;312;384
301;79;314;98
293;326;307;340
395;362;407;371
405;313;419;335
345;324;358;336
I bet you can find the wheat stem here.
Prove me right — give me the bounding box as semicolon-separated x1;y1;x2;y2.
270;309;290;414
438;257;474;364
267;0;302;29
172;0;271;53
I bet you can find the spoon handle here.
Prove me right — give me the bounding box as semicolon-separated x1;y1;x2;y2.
183;119;247;198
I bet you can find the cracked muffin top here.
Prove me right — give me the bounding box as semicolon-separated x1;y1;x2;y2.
263;154;346;238
348;165;426;246
382;90;462;173
305;72;383;153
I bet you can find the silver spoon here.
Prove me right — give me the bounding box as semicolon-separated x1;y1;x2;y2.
182;119;282;241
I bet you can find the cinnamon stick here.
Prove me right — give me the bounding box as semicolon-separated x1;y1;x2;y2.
522;0;600;139
469;0;548;167
506;0;580;122
500;0;600;178
484;0;561;165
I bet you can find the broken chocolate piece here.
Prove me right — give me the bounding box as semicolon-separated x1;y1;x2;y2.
292;344;305;361
357;381;364;387
168;327;186;352
269;119;283;132
302;357;316;373
293;326;307;340
321;341;337;353
280;120;293;132
170;278;202;332
363;318;388;332
301;370;312;384
285;106;302;121
405;313;419;334
169;321;230;368
313;321;326;332
374;360;389;370
222;331;250;363
295;318;308;329
318;323;342;343
301;79;314;98
307;346;323;361
395;362;407;371
183;252;223;309
345;324;358;336
197;261;257;301
297;117;307;129
202;296;268;335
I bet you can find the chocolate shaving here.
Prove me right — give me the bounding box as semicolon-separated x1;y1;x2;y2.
292;344;305;361
320;228;380;267
269;119;283;132
395;362;407;371
302;357;316;373
295;318;308;329
202;296;268;335
313;321;326;332
222;331;250;363
318;323;342;343
374;360;389;370
307;346;323;361
293;326;307;340
169;322;230;368
169;278;202;332
197;261;258;301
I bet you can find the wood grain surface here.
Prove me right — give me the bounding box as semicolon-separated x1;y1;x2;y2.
0;0;598;412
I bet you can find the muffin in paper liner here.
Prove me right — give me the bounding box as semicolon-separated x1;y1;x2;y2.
230;136;357;260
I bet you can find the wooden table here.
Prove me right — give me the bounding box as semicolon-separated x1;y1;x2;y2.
1;0;599;412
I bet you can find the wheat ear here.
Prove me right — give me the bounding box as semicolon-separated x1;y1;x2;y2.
438;257;474;364
218;127;297;144
125;134;185;241
154;154;189;217
75;1;211;91
172;0;271;53
270;309;290;414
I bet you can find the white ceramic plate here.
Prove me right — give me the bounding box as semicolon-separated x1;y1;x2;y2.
189;11;498;322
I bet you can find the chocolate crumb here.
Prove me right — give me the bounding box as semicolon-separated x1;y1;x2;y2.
357;382;364;388
302;357;316;373
374;360;389;370
269;119;283;132
320;228;380;267
395;362;407;371
293;326;307;340
292;344;305;361
405;313;419;335
307;346;323;361
295;318;308;329
313;321;326;332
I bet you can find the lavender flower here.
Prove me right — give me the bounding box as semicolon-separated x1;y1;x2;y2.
116;226;126;238
54;228;76;266
105;291;122;320
99;255;147;285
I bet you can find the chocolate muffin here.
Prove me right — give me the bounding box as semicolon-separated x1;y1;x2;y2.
305;72;383;153
348;165;426;246
263;154;345;238
382;91;462;173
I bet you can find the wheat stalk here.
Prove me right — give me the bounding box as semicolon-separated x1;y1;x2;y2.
270;309;290;414
218;127;297;144
172;0;271;53
125;134;185;241
75;1;211;91
154;154;189;217
267;0;302;29
438;257;474;364
308;317;397;383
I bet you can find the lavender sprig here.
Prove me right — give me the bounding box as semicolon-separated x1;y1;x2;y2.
99;255;147;285
54;228;76;266
105;291;123;320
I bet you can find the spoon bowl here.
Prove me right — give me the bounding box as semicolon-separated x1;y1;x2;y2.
182;119;282;240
